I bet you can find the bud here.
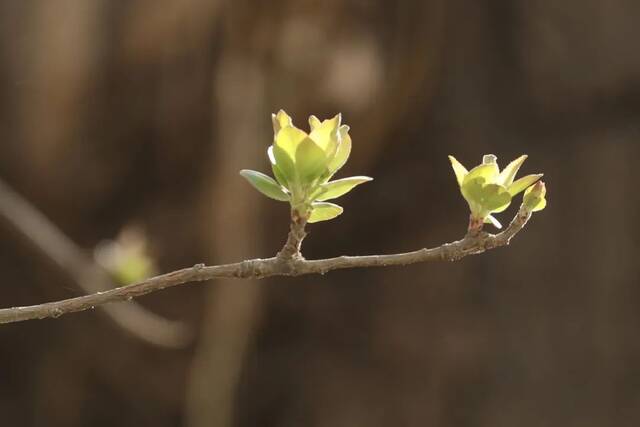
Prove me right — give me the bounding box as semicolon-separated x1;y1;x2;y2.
240;110;372;223
523;181;547;212
94;227;157;285
448;154;543;229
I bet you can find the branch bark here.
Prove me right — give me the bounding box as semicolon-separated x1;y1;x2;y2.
0;205;533;325
276;210;307;261
0;177;190;346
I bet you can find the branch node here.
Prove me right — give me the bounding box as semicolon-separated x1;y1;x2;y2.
238;260;258;278
440;244;459;262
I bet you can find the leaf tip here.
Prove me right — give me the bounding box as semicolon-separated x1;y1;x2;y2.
448;155;468;186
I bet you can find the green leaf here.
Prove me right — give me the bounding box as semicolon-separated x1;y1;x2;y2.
498;155;527;187
448;155;468;186
272;110;293;134
271;163;289;188
274;126;307;160
308;115;322;130
508;173;542;196
308;113;341;152
268;146;289;187
315;176;373;201
460;177;486;214
327;125;352;176
461;179;511;215
481;183;512;212
272;144;297;185
308;202;343;223
239;170;289;201
295;138;327;184
463;163;499;187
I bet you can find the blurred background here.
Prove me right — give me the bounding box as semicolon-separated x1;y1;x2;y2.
0;1;639;426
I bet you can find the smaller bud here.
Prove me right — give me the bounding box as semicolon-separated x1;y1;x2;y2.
94;227;157;286
523;181;547;213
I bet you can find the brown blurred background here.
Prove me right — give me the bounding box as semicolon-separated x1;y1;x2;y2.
1;1;639;426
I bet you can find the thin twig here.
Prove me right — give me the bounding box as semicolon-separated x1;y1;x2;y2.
0;204;533;325
0;177;191;346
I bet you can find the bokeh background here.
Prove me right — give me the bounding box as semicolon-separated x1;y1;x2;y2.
1;1;639;426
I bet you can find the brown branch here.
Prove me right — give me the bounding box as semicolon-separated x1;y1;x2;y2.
276;209;307;261
0;204;533;325
0;177;191;347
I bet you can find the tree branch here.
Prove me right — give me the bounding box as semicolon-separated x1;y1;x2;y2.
0;204;533;325
0;177;190;346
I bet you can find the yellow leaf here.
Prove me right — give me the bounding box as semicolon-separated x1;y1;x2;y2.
309;113;341;152
498;155;528;187
274;126;307;161
463;163;499;186
327;125;352;176
448;155;468;186
272;109;293;134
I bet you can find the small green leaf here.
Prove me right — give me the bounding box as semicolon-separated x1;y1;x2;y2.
460;177;486;213
268;146;289;187
461;179;511;215
315;176;373;201
272;110;293;134
239;170;289;201
295;138;327;184
463;163;499;186
308;113;341;152
498;154;527;187
272;144;297;185
508;174;542;196
308;202;343;223
308;115;322;130
327;125;352;176
271;164;289;188
274;126;307;160
481;183;512;212
448;155;468;186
